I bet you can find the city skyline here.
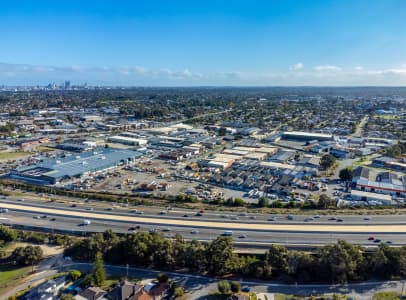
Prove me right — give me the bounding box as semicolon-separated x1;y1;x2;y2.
1;0;406;86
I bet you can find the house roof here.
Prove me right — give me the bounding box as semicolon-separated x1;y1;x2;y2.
107;280;143;300
79;286;107;300
353;166;371;180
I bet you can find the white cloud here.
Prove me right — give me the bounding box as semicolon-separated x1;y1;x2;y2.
314;65;342;71
290;62;304;71
2;62;406;86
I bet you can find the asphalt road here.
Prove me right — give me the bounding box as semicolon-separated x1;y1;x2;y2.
1;201;406;249
3;196;406;225
62;262;406;300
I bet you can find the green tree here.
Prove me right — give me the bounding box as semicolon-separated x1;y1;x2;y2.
80;273;94;288
385;143;405;158
339;167;353;182
317;240;365;283
0;225;17;243
185;240;206;272
258;196;269;207
217;280;230;294
174;287;185;298
157;272;169;283
233;198;245;206
69;270;82;281
206;237;238;275
320;154;337;170
11;245;43;267
230;281;241;293
60;294;75;300
287;251;314;282
218;127;227;136
92;252;106;286
267;244;289;276
318;194;336;209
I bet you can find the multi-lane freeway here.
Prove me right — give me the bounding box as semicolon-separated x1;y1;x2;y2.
1;197;406;249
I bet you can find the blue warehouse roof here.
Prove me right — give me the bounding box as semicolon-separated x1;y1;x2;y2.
17;148;142;179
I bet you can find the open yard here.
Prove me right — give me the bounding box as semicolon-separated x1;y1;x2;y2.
0;151;30;161
0;264;31;293
1;242;64;258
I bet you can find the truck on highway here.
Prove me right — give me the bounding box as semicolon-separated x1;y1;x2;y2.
222;230;233;236
82;219;91;225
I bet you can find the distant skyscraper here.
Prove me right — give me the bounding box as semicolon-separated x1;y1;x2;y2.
64;80;71;89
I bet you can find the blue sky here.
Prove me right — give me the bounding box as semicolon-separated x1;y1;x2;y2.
1;0;406;86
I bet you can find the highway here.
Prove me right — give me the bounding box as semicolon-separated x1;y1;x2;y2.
1;198;406;249
3;195;406;225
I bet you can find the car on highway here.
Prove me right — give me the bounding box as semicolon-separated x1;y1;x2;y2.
242;287;251;292
162;228;171;232
268;217;276;221
287;215;294;220
159;211;167;215
82;219;91;225
368;236;375;240
328;217;337;221
50;218;56;221
105;207;114;211
195;212;203;216
239;212;248;217
0;208;8;213
190;230;199;234
363;217;371;221
239;234;247;239
71;204;77;207
33;215;41;219
386;241;393;244
250;215;257;219
314;215;321;219
336;218;343;222
86;207;94;211
128;227;136;231
41;215;47;219
374;239;382;243
183;214;189;217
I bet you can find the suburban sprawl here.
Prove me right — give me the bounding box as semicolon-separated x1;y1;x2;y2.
0;86;405;300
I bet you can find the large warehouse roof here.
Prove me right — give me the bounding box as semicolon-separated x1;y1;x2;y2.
282;131;333;139
16;148;142;179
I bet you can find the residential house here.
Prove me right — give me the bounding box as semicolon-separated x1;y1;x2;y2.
107;280;143;300
24;276;67;300
75;286;108;300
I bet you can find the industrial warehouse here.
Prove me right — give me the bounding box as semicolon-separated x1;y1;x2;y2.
9;148;143;185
